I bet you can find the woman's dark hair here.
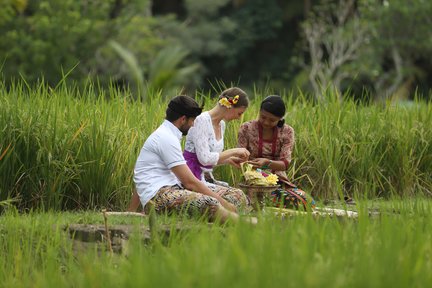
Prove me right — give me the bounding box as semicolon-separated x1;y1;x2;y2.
260;95;286;127
218;87;249;108
166;95;202;122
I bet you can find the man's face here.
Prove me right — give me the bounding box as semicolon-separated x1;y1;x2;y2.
179;117;195;136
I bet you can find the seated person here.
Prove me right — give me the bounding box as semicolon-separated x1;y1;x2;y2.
183;87;250;188
130;95;249;222
238;95;315;210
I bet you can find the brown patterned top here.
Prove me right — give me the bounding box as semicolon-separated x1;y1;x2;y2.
237;120;295;179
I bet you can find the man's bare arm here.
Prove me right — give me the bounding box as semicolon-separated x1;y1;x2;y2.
171;164;236;212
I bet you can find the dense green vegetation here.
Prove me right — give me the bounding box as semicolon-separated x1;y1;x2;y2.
2;0;432;100
1;200;432;287
1;81;430;211
2;1;431;286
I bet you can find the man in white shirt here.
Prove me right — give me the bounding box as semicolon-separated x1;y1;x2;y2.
132;95;244;223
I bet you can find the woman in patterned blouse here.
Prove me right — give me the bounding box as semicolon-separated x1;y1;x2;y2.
238;95;315;210
238;95;294;179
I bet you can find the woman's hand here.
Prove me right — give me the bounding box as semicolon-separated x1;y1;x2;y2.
218;148;249;166
229;148;250;161
247;158;270;168
226;156;243;168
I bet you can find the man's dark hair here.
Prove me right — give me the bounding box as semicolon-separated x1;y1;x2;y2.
166;95;203;122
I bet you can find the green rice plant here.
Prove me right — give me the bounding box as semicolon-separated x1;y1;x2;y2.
284;90;431;199
1;201;432;287
0;80;166;210
1;80;431;210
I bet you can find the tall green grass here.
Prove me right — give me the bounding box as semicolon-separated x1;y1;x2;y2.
223;91;431;200
0;81;431;210
0;81;165;210
1;201;432;287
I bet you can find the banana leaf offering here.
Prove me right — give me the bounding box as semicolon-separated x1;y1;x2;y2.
240;163;278;186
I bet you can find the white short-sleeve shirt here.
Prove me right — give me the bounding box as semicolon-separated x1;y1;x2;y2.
133;120;186;207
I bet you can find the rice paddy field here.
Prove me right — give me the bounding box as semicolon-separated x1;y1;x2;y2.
1;81;431;287
1;201;432;287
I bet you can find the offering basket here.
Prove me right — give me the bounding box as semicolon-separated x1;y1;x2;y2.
238;183;279;210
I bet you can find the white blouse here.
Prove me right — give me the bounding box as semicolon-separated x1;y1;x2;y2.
184;112;225;166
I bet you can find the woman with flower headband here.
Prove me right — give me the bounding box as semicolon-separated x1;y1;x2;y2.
182;87;251;208
238;95;315;210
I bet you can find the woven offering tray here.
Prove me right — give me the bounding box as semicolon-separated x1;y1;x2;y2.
238;183;279;210
238;183;279;194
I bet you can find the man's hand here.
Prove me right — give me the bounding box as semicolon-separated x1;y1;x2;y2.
171;165;237;213
220;199;237;213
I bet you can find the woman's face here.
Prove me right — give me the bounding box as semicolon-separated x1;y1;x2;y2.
258;110;281;129
224;106;247;121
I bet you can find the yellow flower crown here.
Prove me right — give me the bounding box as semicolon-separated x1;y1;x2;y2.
218;95;240;108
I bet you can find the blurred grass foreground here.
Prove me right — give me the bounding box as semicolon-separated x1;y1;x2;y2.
1;201;432;287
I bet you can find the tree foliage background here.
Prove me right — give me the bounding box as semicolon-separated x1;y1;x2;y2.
1;0;432;100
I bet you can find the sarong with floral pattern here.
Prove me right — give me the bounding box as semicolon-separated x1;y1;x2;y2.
152;184;250;218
